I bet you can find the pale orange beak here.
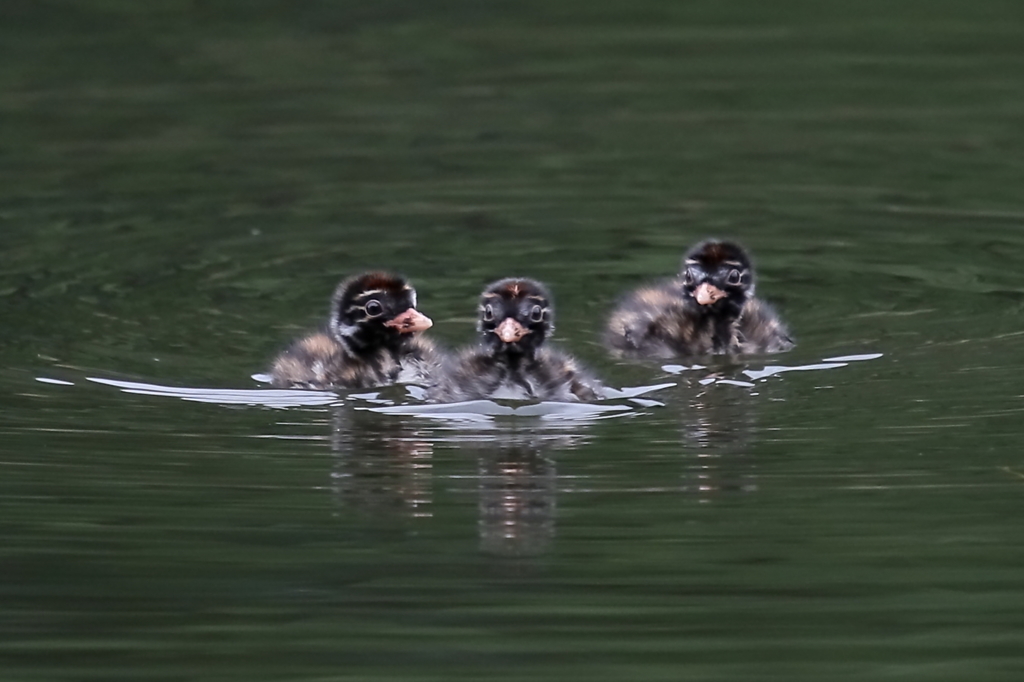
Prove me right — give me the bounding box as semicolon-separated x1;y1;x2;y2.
494;317;531;343
694;282;727;306
384;308;433;334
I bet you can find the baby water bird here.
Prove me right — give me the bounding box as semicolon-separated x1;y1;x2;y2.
427;277;602;402
605;240;793;358
269;271;440;390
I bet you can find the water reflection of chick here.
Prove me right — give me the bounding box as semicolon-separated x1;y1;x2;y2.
329;405;434;520
672;370;759;500
477;443;559;558
606;240;793;358
428;278;601;402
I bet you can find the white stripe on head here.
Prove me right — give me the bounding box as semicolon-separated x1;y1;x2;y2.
330;319;361;341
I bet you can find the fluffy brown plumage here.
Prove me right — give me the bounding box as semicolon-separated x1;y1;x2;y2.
427;277;601;402
269;272;441;389
605;240;793;358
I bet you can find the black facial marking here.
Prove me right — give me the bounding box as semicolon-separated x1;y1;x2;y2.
477;277;555;357
329;271;419;354
678;240;755;316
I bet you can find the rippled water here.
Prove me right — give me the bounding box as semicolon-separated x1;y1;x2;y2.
4;2;1024;680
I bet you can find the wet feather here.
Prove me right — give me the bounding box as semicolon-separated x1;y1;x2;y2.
428;277;601;402
605;240;793;358
269;272;441;390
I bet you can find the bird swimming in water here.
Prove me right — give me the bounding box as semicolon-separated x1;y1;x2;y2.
427;277;602;402
269;271;440;390
605;240;793;358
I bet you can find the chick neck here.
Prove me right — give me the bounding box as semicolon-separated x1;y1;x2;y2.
337;323;407;362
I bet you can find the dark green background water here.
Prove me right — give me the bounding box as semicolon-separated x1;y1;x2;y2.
3;2;1024;679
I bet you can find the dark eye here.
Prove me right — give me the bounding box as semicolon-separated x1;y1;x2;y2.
726;269;742;286
530;305;544;322
365;300;383;317
682;270;695;286
483;304;494;321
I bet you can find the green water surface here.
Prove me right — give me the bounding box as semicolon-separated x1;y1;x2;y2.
3;2;1024;680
